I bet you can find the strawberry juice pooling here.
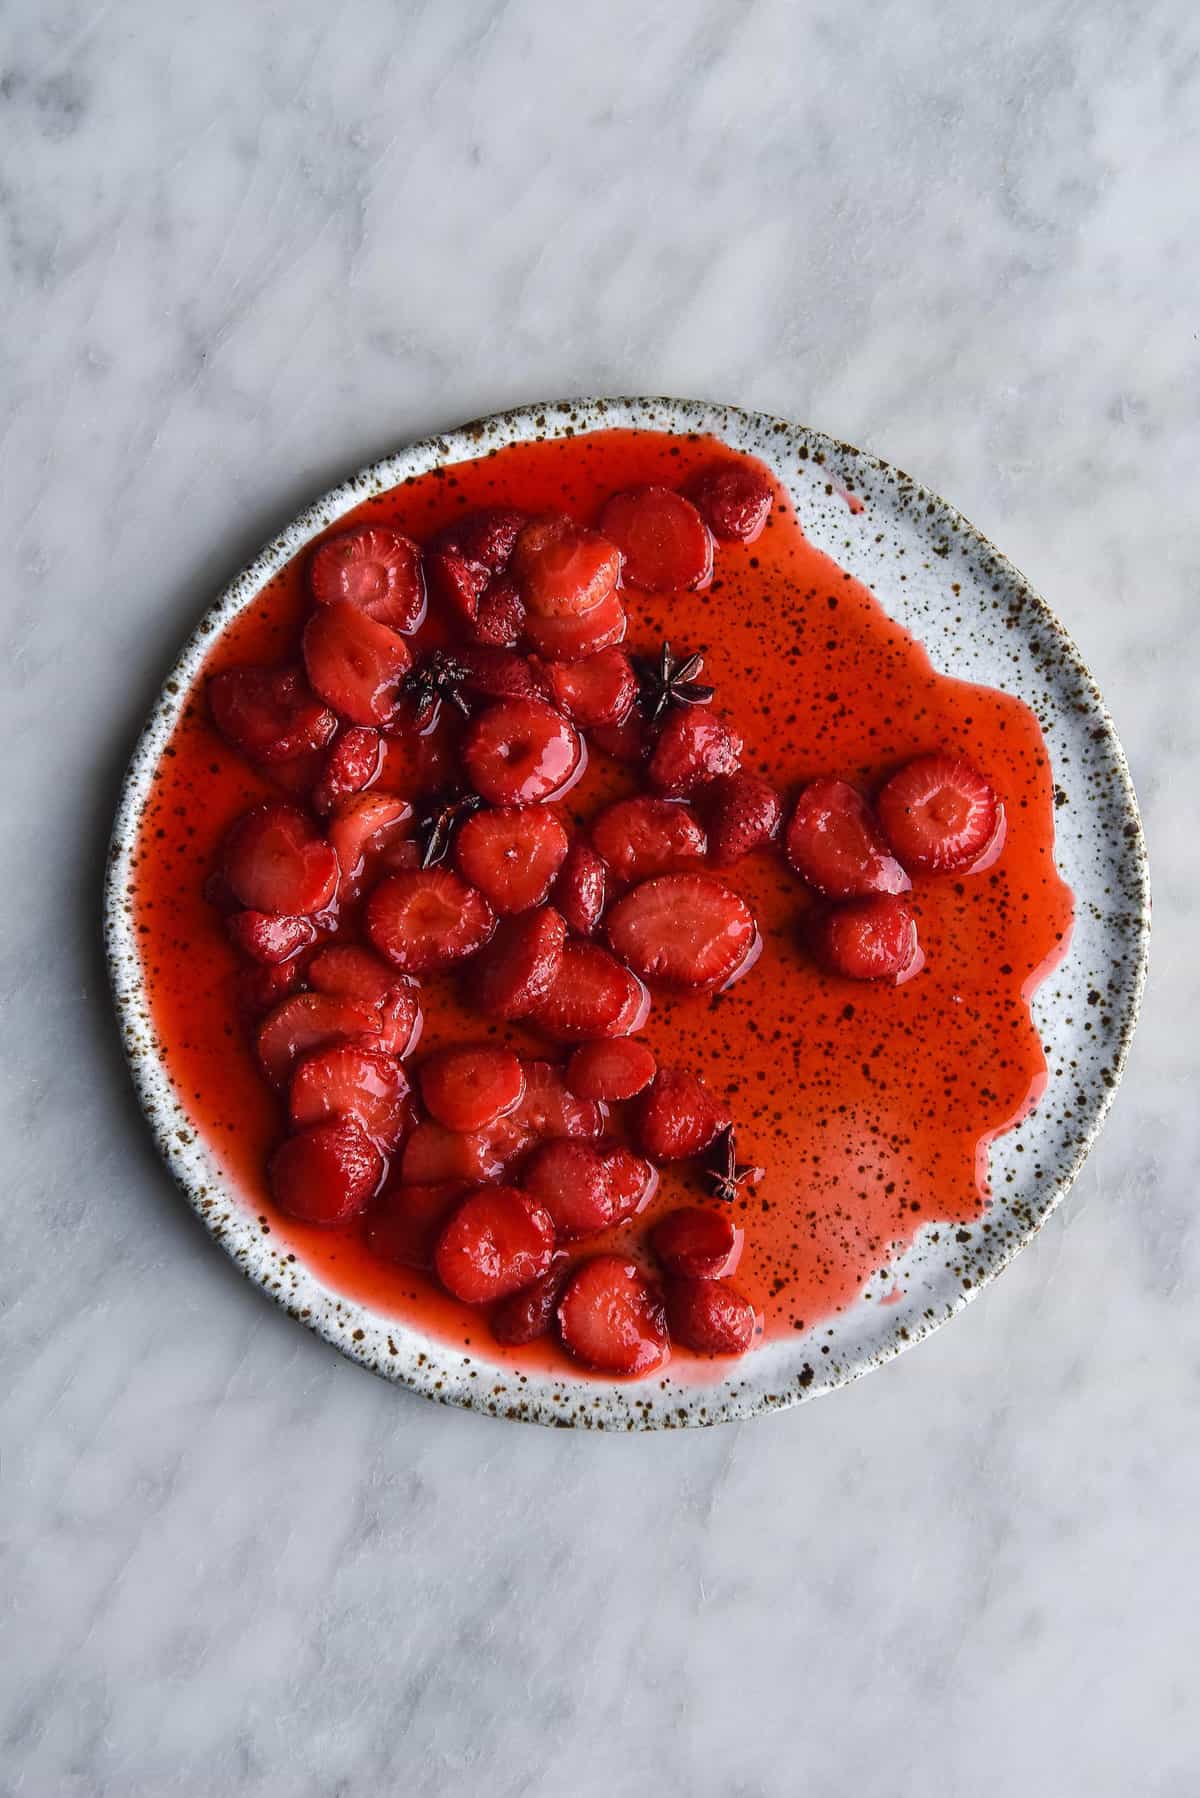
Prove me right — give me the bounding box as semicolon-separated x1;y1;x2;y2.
131;428;1073;1381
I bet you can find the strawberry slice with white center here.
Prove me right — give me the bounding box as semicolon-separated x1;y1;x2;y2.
419;1044;526;1132
785;777;910;900
461;697;582;806
512;514;621;619
365;869;495;974
288;1043;412;1150
454;804;569;914
302;602;412;727
309;525;426;633
605;873;757;991
557;1257;668;1374
876;754;1001;874
529;942;648;1041
599;486;713;593
433;1186;556;1304
222;803;339;916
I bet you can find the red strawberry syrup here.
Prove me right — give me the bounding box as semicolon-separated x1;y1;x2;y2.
130;429;1073;1378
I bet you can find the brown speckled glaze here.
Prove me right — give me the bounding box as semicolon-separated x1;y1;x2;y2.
104;398;1149;1429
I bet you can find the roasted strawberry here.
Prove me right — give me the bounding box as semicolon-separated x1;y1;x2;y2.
785;777;910;899
327;792;414;893
365;869;495;973
589;708;652;765
434;1186;556;1304
419;1044;525;1133
876;754;1001;874
453;646;545;703
809;893;920;982
511;1060;606;1141
557;1257;668;1374
425;547;490;627
703;771;783;866
529;941;647;1041
226;910;318;966
236;959;303;1023
591;796;707;884
222;804;339;916
566;1039;657;1102
255;991;382;1087
307;946;422;1057
552;840;609;936
312;726;384;815
665;1277;756;1356
434;507;526;575
522;1140;614;1239
474;907;567;1019
473;573;526;647
454;805;568;914
601;1146;659;1223
651;1207;740;1279
289;1044;412;1150
302;603;412;727
270;1118;382;1225
522;589;627;661
606;873;757;990
365;1181;466;1270
208;664;336;766
533;648;637;728
490;1260;570;1347
401;1118;527;1186
686;461;774;543
309;525;425;632
647;707;743;796
512;514;621;619
633;1067;731;1162
462;697;582;805
599;486;713;592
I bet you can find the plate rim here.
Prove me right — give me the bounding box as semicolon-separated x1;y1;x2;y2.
104;395;1151;1429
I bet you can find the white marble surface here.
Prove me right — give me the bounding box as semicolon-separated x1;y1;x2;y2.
2;0;1196;1791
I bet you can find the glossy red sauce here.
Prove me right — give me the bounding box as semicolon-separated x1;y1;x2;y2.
131;428;1073;1379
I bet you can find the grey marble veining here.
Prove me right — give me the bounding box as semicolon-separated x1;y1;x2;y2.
1;1;1197;1793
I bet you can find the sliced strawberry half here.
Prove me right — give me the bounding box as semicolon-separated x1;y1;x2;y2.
401;1118;527;1187
255;991;382;1087
529;941;647;1041
208;664;336;766
557;1257;668;1374
226;910;318;966
590;707;652;765
665;1277;756;1356
312;726;384;815
599;486;713;592
686;461;774;543
462;697;582;806
289;1043;412;1150
512;514;621;619
606;873;757;991
473;573;526;647
633;1067;731;1162
426;548;490;627
236;959;303;1023
307;945;422;1056
365;1181;466;1270
453;804;568;914
703;771;783;866
366;869;495;973
270;1118;382;1225
302;602;412;727
434;1186;556;1304
552;840;609;936
512;1060;606;1141
648;707;743;796
523;589;627;661
419;1044;525;1133
876;753;1000;874
522;1140;614;1239
533;648;637;728
809;893;920;983
591;795;706;884
327;792;414;894
453;646;545;703
474;907;566;1019
601;1146;659;1223
223;804;339;916
490;1260;571;1347
566;1038;657;1103
433;506;526;575
309;525;425;632
651;1207;740;1279
785;777;910;899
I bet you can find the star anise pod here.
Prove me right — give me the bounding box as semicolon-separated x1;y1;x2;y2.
416;789;483;869
400;650;474;731
705;1124;764;1204
630;641;715;725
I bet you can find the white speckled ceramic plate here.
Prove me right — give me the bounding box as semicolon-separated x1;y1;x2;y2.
105;398;1149;1428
